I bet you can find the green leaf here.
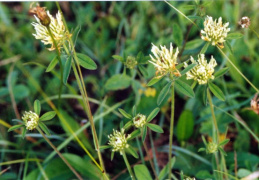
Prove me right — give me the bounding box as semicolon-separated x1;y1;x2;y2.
118;108;132;119
124;121;133;129
138;65;148;77
158;157;175;180
226;33;243;40
198;148;206;152
214;67;229;79
8;124;24;132
208;82;225;101
104;74;131;91
34;99;41;116
22;127;27;139
46;56;58;72
218;139;230;147
147;123;163;133
128;129;141;140
202;85;208;105
132;105;136;117
63;56;72;85
76;53;97;70
147;107;160;122
201;135;207;146
111;151;114;161
175;80;195;98
173;23;183;47
72;25;81;45
147;76;163;86
180;63;197;76
99;145;111;150
225;40;233;54
127;146;139;159
134;165;152;180
176;110;194;141
157;81;172;106
200;42;210;54
112;55;124;63
38;122;50;136
218;147;227;156
39;111;56;121
142;126;147;142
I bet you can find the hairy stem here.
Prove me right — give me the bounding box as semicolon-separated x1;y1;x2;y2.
122;151;135;180
37;127;83;180
168;82;175;180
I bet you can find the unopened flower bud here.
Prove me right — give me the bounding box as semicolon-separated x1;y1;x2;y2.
206;142;218;154
125;56;137;69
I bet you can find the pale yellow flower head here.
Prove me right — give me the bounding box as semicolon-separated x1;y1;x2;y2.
206;141;218;154
149;43;180;78
201;16;230;48
108;129;130;154
184;54;217;85
22;111;39;130
32;11;71;51
133;114;146;128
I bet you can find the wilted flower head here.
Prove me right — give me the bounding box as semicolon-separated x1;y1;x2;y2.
239;16;251;28
108;129;130;154
125;56;137;69
184;54;217;84
206;141;218;154
32;10;71;51
250;93;259;114
201;16;230;48
149;43;180;78
29;3;50;26
22;111;39;130
133;114;146;128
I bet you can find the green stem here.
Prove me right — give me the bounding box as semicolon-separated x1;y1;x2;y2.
249;26;259;39
168;82;175;180
37;127;83;180
46;26;63;107
217;46;259;93
122;150;135;180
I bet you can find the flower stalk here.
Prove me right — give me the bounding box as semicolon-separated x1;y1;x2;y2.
36;127;83;180
122;150;135;180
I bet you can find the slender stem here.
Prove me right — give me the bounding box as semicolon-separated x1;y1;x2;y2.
168;82;175;180
46;26;63;107
143;140;158;180
37;127;83;180
122;151;135;180
249;26;259;39
217;46;259;93
57;3;106;174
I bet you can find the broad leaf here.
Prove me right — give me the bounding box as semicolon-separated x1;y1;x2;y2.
105;74;131;91
176;110;194;141
147;123;163;133
8;124;24;132
219;139;230;147
200;42;210;54
208;82;225;101
39;111;56;121
76;53;97;70
180;63;197;76
147;76;163;86
214;67;229;79
142;126;147;142
158;157;176;180
118;108;132;119
138;65;148;77
46;56;58;72
175;80;195;98
226;33;243;40
39;122;50;136
34;99;41;116
112;55;124;63
127;146;139;159
147;107;160;122
63;56;72;85
128;129;141;140
134;165;152;180
173;23;183;47
157;81;172;106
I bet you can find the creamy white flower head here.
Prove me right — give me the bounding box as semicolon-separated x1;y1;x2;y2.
108;129;131;155
32;11;71;51
184;178;196;180
239;16;250;28
201;16;230;48
133;114;146;128
22;111;39;130
149;43;180;78
184;54;217;84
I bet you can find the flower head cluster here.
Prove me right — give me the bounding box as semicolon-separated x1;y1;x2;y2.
22;111;39;130
149;43;180;78
32;10;71;51
133;114;146;128
125;56;138;69
184;54;217;84
239;16;250;28
108;129;131;154
201;16;230;48
206;142;218;154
